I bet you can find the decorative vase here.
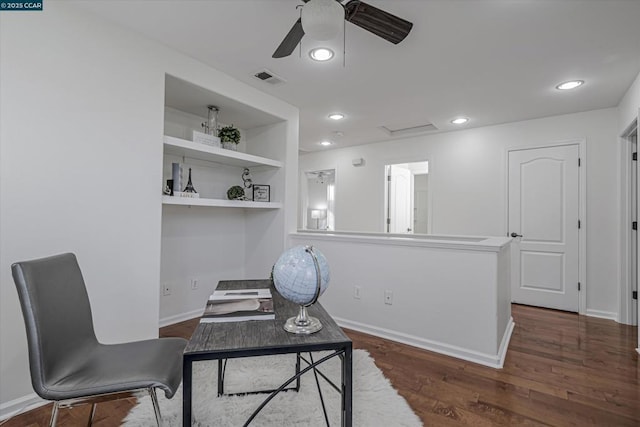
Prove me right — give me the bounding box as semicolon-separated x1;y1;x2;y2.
205;105;219;136
222;141;237;151
195;106;221;147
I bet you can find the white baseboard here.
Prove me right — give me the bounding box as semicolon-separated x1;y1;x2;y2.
585;309;618;321
159;308;203;328
334;316;515;369
0;393;45;422
497;317;516;368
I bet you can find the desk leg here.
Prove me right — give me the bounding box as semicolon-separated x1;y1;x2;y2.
295;353;301;392
217;359;224;397
183;356;193;426
342;344;353;427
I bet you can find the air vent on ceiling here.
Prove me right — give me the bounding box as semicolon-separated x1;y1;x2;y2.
253;69;286;85
379;122;438;137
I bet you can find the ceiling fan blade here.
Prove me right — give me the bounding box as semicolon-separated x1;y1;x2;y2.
273;18;305;58
344;0;413;45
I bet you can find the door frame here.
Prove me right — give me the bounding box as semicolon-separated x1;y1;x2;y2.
505;138;587;315
619;118;638;325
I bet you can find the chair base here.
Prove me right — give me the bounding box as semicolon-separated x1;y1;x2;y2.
48;388;163;427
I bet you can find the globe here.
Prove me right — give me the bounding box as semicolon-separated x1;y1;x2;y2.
273;245;330;306
273;245;330;334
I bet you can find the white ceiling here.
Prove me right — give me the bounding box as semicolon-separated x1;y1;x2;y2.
74;0;640;152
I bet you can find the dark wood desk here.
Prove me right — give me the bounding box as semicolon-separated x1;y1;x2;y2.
183;279;353;426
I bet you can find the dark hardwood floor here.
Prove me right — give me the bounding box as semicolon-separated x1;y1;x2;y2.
3;304;637;426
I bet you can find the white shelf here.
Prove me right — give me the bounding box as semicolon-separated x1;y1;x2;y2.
163;135;283;168
162;195;282;209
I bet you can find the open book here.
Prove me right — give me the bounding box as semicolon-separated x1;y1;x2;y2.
209;288;272;301
201;288;274;323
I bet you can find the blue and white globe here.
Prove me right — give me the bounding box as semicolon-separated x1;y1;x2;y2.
273;245;330;306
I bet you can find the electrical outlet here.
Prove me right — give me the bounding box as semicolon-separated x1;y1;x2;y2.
190;278;199;290
354;285;361;299
163;283;171;296
384;290;393;305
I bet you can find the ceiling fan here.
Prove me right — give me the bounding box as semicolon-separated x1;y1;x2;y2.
273;0;413;58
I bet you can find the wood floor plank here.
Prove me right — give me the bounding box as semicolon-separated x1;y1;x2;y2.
2;304;637;426
504;349;639;397
528;389;639;427
566;389;640;420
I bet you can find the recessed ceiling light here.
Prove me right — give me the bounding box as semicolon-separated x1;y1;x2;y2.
328;113;344;120
556;80;584;90
320;141;333;146
309;48;334;62
451;117;469;125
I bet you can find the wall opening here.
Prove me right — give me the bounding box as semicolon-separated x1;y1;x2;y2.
304;169;336;230
384;161;429;233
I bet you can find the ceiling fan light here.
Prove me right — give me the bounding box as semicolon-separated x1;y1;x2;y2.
310;47;334;61
301;0;344;41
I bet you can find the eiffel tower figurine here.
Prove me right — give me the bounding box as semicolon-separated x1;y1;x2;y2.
183;168;197;193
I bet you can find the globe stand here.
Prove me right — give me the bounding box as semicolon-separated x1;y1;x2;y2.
284;305;323;334
282;245;325;335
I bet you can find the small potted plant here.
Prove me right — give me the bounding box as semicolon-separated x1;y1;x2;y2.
227;185;245;200
218;125;241;151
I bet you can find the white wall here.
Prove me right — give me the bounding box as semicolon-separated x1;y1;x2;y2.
159;206;247;324
618;71;640;132
300;108;620;317
0;3;298;415
0;5;165;411
291;233;514;368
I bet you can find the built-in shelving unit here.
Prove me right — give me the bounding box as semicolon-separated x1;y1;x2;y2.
160;73;296;323
162;195;282;209
163;135;283;169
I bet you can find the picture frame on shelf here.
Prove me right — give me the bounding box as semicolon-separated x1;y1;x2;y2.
253;184;270;202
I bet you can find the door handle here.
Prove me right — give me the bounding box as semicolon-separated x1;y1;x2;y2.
510;232;523;238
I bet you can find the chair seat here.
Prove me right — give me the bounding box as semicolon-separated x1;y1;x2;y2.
43;337;187;400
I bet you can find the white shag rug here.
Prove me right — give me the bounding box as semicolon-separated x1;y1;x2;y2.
123;349;422;426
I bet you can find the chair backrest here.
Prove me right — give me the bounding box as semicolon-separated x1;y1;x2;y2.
12;253;99;398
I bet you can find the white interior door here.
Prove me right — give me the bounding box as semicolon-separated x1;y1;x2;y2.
414;174;429;233
508;145;580;312
389;165;412;233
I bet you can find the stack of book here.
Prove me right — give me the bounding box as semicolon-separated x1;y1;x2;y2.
201;288;274;323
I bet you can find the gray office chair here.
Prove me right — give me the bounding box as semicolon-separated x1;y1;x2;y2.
11;253;187;427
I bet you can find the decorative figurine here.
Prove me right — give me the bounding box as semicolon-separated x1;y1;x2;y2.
242;168;253;189
164;179;173;195
183;168;197;193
